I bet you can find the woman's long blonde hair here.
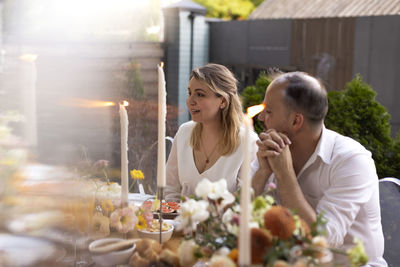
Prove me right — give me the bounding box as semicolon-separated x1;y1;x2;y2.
189;63;244;155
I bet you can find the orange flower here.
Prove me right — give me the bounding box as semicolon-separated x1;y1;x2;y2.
264;205;295;239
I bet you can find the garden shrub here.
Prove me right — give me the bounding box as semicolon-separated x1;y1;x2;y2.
325;74;399;178
241;71;271;133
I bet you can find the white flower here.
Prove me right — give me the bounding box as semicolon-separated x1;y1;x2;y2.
232;203;241;213
249;221;259;229
175;199;209;232
195;178;235;211
219;191;235;209
97;183;121;200
222;209;240;235
222;208;234;224
215;247;230;256
209;255;236;267
312;236;329;248
195;178;227;200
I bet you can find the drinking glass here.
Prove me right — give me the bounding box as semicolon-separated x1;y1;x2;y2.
181;182;191;201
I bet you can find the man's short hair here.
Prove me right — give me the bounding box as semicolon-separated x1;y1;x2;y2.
278;72;328;126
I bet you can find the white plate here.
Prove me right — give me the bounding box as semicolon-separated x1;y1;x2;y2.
128;193;154;206
7;211;65;233
0;234;65;266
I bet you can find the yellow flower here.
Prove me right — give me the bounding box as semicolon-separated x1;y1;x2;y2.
130;169;144;180
101;199;114;214
136;214;147;230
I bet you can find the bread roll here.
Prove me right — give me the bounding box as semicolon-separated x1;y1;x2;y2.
159;249;179;267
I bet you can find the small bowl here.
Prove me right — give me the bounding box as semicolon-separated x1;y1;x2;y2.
88;237;135;267
137;222;174;243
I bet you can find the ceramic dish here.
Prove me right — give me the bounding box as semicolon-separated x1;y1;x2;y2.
89;237;136;267
137;220;174;243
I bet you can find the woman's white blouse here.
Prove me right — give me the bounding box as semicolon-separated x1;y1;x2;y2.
165;121;259;199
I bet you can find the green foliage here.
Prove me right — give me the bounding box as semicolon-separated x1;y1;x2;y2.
394;134;400;174
325;74;399;178
311;213;328;237
193;0;258;20
347;238;369;267
250;0;265;6
241;71;271;133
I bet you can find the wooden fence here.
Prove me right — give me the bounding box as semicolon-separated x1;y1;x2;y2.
290;18;356;91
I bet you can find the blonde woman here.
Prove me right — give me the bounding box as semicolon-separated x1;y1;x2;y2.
165;63;258;199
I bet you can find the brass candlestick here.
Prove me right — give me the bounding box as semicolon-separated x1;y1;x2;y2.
157;186;164;244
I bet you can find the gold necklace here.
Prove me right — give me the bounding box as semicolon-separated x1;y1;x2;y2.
200;138;220;164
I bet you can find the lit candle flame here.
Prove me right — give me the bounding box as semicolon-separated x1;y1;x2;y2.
19;54;38;63
160;61;164;68
121;100;129;107
61;98;115;108
246;104;265;118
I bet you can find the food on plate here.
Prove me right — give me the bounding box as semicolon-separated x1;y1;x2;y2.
129;253;149;267
159;249;179;267
135;238;162;255
143;200;180;214
129;239;179;267
145;219;173;233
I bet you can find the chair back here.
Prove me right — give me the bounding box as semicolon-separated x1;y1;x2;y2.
379;177;400;267
165;136;174;159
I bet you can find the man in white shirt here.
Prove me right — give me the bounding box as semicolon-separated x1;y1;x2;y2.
252;71;387;266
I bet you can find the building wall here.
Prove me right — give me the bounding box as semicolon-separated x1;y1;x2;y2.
210;19;291;68
209;16;399;135
192;16;209;71
177;10;192;123
164;8;209;126
290;18;355;91
177;12;210;123
353;15;400;135
164;8;181;120
210;19;291;91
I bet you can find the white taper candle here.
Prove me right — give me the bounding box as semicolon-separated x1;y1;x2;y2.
157;63;167;187
239;114;252;266
119;101;129;207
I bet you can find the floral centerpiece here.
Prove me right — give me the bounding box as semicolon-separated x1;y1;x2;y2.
73;148;153;236
77;162;152;239
174;178;368;267
89;187;154;238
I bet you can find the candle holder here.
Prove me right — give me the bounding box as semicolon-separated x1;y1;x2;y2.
157;186;165;244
